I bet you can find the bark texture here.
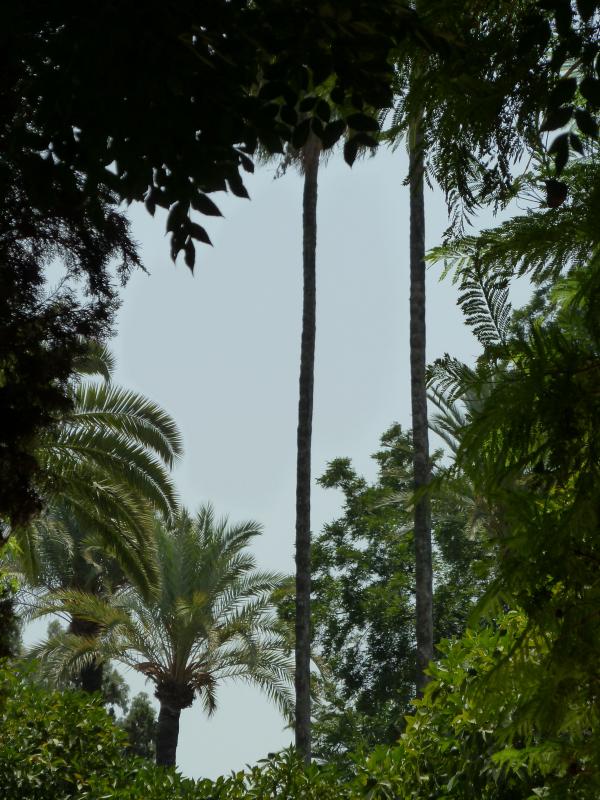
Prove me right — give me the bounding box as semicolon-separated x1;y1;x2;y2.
295;136;320;763
156;702;181;768
69;615;103;693
409;115;434;695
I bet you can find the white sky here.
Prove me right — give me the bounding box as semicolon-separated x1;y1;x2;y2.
26;145;525;779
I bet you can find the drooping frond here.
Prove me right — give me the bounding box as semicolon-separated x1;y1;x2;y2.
456;258;512;347
71;340;115;382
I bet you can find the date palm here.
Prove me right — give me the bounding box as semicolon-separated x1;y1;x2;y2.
33;506;294;768
14;342;182;690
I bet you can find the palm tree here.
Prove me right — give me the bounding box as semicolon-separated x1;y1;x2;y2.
33;506;294;768
262;131;321;761
14;343;182;691
295;132;320;762
408;109;433;693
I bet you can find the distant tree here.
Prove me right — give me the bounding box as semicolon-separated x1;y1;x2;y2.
33;506;294;768
120;692;158;762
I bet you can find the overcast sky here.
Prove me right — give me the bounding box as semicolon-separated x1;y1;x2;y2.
27;144;520;779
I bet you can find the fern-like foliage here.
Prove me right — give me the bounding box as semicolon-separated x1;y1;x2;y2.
457;259;512;347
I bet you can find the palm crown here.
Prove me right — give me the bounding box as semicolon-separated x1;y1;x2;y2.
34;506;293;766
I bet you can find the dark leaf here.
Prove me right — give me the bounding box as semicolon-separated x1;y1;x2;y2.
548;132;570;175
191;193;222;217
258;128;285;154
166;201;186;233
548;77;577;107
184;239;196;270
574;108;599;138
292;119;311;150
170;231;184;262
227;173;250;199
330;86;345;105
540;105;574;131
545;178;568;208
144;188;156;216
311;117;324;139
344;138;360;167
239;152;255;174
299;96;317;112
580;76;600;108
319;119;346;150
346;113;379;133
280;105;298;126
189;222;213;245
569;132;584;154
315;100;331;123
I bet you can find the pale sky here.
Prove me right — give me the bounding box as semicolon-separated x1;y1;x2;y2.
27;144;519;779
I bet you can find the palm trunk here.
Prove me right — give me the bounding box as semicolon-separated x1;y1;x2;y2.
409;113;433;694
68;615;103;693
295;135;320;763
156;702;181;768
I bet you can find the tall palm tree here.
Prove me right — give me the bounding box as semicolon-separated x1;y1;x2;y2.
33;506;294;768
15;343;182;691
408;110;433;693
295;133;320;762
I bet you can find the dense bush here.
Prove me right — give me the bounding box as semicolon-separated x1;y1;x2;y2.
0;661;347;799
357;612;599;800
2;635;596;800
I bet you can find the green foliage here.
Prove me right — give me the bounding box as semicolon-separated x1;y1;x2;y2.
0;661;128;800
2;3;441;264
309;425;489;759
353;611;599;800
425;147;600;797
33;506;294;719
387;1;599;229
0;663;347;798
0;569;20;659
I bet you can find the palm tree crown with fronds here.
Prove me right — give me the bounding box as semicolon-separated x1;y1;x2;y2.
12;342;183;593
33;505;293;766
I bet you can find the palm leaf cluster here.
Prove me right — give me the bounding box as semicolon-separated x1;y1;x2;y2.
13;342;182;593
34;506;294;718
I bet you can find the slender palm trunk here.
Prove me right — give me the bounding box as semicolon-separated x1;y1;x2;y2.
69;615;103;693
295;135;320;763
156;702;181;767
409;113;433;694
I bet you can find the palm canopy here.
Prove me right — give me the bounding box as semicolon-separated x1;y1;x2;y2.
11;342;183;593
33;506;294;719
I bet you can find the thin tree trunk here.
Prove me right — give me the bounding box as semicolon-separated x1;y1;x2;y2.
409;113;433;695
156;702;181;768
295;135;320;763
69;615;103;693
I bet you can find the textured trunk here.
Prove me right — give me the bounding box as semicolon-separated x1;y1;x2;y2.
295;135;320;763
409;113;434;694
156;702;181;768
69;615;103;693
